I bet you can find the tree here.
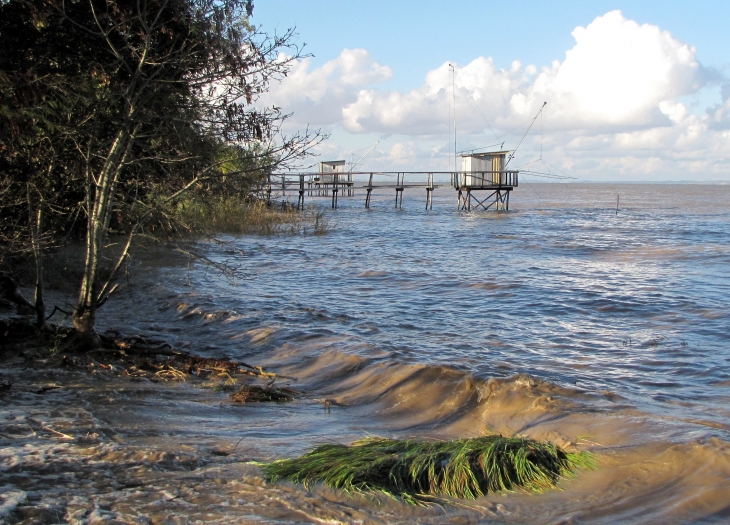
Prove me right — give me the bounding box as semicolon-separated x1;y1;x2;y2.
0;0;98;326
0;0;321;346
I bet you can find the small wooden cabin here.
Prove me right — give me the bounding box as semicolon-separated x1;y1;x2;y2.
460;151;510;187
317;160;347;184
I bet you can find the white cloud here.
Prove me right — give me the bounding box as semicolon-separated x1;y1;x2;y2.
265;11;728;180
386;142;428;166
336;10;707;133
342;58;530;134
259;48;392;126
708;85;730;130
527;10;705;129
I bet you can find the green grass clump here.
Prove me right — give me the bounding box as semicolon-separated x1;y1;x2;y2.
261;435;595;504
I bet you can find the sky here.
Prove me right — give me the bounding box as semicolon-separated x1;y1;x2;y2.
252;1;730;181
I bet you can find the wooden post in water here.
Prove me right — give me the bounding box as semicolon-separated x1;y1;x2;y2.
426;173;434;210
456;172;468;210
331;173;339;209
616;194;619;215
395;173;404;208
365;173;373;208
297;174;305;210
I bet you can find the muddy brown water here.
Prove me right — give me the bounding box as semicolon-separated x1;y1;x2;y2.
2;183;730;524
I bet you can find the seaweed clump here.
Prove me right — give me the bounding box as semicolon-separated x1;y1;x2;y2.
231;384;297;403
262;435;595;504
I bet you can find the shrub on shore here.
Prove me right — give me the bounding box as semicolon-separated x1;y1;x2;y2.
173;196;329;236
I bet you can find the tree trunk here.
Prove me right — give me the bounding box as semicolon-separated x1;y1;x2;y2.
27;185;46;328
72;125;133;347
32;207;46;329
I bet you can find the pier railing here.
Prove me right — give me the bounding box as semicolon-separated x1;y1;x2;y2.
451;170;519;190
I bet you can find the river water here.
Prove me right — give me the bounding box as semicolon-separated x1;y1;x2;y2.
215;182;730;427
2;183;730;524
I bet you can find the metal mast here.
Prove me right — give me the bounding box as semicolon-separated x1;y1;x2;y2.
450;64;457;173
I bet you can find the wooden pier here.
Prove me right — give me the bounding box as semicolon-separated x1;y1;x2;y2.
265;169;518;211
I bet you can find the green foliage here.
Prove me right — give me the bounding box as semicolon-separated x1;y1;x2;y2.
27;321;69;356
262;435;596;504
46;325;66;356
0;0;322;335
0;0;99;263
0;0;310;244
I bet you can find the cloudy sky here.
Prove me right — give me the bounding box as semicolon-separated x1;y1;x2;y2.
253;1;730;181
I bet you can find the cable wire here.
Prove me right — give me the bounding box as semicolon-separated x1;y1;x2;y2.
453;68;500;141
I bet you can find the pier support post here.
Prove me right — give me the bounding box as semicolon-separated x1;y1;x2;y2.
457;189;472;211
458;189;512;211
331;174;339;209
395;173;404;208
425;173;434;210
365;173;373;208
297;175;305;210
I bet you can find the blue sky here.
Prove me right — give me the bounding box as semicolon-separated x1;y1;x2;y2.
252;1;730;181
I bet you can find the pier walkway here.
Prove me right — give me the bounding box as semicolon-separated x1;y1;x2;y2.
266;171;519;211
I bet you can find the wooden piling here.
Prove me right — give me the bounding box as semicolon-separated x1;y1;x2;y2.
365;173;373;208
395;173;404;208
297;174;305;210
425;173;434;210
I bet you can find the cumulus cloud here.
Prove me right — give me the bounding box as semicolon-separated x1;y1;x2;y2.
708;84;730;130
258;48;392;126
337;10;707;133
342;58;529;134
528;10;705;128
265;10;729;179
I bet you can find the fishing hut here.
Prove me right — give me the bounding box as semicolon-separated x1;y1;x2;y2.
453;151;518;210
310;160;355;200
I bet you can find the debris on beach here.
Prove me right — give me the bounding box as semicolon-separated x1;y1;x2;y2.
0;317;293;403
231;384;298;403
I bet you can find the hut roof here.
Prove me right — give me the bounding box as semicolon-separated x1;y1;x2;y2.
461;151;511;158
